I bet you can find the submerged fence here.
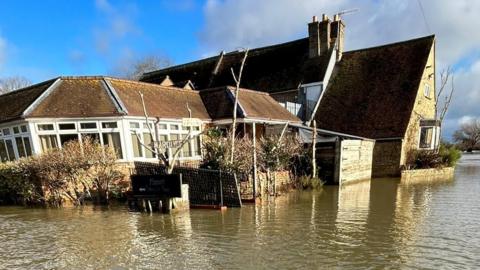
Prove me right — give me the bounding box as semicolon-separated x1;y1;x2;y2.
132;162;242;207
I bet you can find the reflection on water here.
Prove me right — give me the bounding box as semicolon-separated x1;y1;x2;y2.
1;155;480;269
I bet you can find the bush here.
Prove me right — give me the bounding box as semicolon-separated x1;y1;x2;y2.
406;143;462;169
298;176;324;190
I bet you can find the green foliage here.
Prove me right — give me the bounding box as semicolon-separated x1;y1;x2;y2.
0;138;124;206
406;143;462;169
298;176;324;190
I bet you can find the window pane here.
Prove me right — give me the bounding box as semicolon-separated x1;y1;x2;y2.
159;135;168;157
130;122;140;129
130;133;143;158
39;135;58;151
23;137;32;157
193;126;200;131
60;134;79;146
38;124;54;131
102;122;117;129
81;133;100;144
170;134;179;156
182;125;189;131
20;125;28;133
143;133;154;158
103;132;123;159
170;125;179;130
195;136;201;155
159;124;167;130
13;127;20;134
5;139;16;161
420;127;433;148
0;140;8;162
2;128;10;135
180;134;192;157
59;123;76;130
80;122;97;129
143;123;153;129
15;137;26;158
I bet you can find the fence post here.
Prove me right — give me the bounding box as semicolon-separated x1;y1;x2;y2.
219;170;224;207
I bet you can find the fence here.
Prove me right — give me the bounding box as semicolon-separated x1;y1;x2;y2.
132;162;242;207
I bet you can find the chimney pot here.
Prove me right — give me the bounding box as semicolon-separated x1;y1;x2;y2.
334;14;340;21
312;16;318;22
322;14;328;21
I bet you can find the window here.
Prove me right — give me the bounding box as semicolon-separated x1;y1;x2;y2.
13;127;20;134
159;124;167;130
38;124;54;131
103;132;123;159
81;133;100;143
23;137;32;157
181;134;191;157
170;134;180;155
419;127;433;149
15;137;26;158
424;83;431;98
159;135;168;157
4;139;16;161
80;122;97;129
60;134;79;146
3;128;11;135
195;136;201;155
143;123;153;129
143;133;154;158
170;125;179;130
59;123;76;130
20;125;27;133
102;122;118;129
130;122;140;129
131;133;143;158
39;135;58;151
0;140;9;162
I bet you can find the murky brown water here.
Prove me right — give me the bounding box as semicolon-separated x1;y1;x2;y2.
1;155;480;269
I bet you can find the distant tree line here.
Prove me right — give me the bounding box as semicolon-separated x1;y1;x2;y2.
0;76;31;94
453;117;480;152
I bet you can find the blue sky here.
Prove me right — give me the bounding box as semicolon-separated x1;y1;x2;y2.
0;0;479;139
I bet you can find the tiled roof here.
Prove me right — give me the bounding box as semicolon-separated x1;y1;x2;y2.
29;77;122;118
108;78;211;120
200;86;301;122
141;38;333;93
0;79;56;123
314;35;435;139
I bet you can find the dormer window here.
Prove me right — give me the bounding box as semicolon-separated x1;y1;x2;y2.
424;83;431;98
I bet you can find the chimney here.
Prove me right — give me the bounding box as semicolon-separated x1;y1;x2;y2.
319;14;331;55
308;16;320;58
330;14;345;61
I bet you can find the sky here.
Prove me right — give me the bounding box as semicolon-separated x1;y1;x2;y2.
0;0;479;140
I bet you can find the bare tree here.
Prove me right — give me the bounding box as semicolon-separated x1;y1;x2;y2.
229;49;249;164
453;118;480;152
0;76;31;94
435;67;455;151
115;55;173;81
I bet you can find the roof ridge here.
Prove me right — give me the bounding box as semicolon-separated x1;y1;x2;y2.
107;77;200;93
0;77;58;98
344;35;435;54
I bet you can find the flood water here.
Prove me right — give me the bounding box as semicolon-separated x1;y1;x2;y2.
1;155;480;269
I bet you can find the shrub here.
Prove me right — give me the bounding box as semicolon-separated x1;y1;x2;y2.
298;176;324;190
405;143;462;169
438;143;462;167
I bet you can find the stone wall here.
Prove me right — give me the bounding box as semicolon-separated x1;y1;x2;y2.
401;167;454;184
340;139;374;184
372;140;403;178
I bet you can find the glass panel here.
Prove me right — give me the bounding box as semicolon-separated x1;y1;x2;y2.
143;133;154;158
59;123;76;130
13;127;19;134
3;128;11;135
419;127;433;148
102;132;123;159
192;126;200;131
60;134;79;146
159;124;167;130
130;133;143;158
20;125;27;133
181;134;192;157
143;123;153;129
38;124;54;131
15;137;26;158
159;135;168;158
80;122;97;129
23;137;32;157
170;134;180;156
195;136;201;155
130;122;140;129
39;135;58;152
170;125;179;130
0;140;8;162
5;139;16;161
102;122;118;129
182;125;189;130
81;133;100;144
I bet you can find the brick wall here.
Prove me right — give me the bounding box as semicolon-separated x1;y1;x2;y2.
372;140;403;178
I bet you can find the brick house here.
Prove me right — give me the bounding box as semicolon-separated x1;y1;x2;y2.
141;14;439;178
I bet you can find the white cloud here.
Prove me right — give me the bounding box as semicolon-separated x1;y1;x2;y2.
198;0;480;139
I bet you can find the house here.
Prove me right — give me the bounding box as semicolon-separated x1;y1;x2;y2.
0;76;300;164
141;14;439;178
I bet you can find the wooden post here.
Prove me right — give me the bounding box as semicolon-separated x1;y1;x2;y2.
312;120;317;179
252;122;257;199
